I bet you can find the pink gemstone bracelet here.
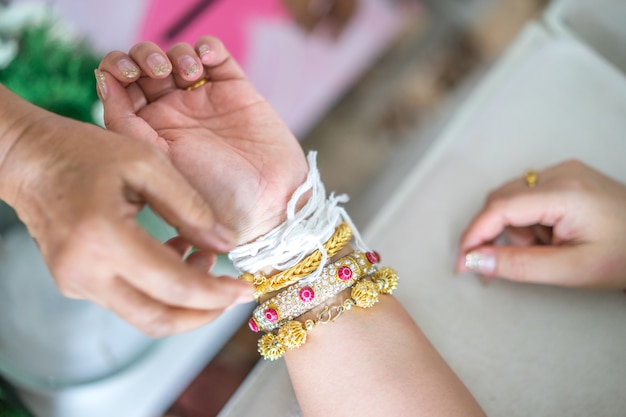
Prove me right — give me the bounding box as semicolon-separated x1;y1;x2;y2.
248;251;379;333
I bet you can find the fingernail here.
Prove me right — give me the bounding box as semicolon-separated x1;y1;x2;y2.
117;58;140;79
198;44;213;64
147;53;171;76
94;69;107;100
178;54;200;77
465;250;496;275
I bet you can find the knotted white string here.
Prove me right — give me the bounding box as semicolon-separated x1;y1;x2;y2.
228;151;368;284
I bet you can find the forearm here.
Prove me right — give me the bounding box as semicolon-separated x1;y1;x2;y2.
285;295;485;417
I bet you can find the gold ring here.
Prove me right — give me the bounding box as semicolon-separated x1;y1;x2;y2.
186;78;208;91
524;169;538;187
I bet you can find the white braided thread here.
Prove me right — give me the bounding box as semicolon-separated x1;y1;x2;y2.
228;151;368;284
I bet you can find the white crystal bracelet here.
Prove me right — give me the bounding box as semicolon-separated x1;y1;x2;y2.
248;251;380;333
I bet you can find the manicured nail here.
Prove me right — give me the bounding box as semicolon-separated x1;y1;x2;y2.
198;44;211;56
117;58;140;78
94;69;107;100
198;44;213;64
465;250;496;275
147;53;171;76
178;54;200;77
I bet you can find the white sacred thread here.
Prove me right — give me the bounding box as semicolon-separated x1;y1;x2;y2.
228;151;369;284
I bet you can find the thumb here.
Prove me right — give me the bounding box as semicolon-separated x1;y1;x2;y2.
95;69;157;143
462;245;590;287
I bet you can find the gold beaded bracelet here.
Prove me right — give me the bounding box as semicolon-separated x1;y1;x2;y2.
239;222;353;298
248;251;380;333
257;266;399;360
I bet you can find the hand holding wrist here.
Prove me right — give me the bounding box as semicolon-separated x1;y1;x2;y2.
0;85;53;205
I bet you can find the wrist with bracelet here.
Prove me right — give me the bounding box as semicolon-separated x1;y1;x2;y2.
229;151;399;361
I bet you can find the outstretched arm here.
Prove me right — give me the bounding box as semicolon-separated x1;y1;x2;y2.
98;37;485;416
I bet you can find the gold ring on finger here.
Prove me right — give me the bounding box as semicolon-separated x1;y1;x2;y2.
186;78;208;91
524;169;539;187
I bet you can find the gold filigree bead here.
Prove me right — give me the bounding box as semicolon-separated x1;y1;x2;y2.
239;272;255;283
239;271;266;286
278;321;307;349
373;267;399;294
258;333;285;361
351;279;380;308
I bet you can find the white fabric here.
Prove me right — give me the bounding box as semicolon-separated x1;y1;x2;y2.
228;151;369;283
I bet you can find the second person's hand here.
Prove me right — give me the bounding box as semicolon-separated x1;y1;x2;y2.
458;160;626;290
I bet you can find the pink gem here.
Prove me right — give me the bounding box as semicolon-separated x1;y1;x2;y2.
265;308;279;322
248;318;259;333
337;266;353;281
299;286;315;302
366;251;380;264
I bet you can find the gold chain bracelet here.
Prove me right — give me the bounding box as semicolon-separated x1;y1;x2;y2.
257;266;399;360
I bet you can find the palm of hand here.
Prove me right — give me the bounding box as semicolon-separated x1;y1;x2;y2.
109;77;307;243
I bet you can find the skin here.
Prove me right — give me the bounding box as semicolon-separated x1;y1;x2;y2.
99;36;486;417
458;160;626;289
97;37;308;244
0;84;254;338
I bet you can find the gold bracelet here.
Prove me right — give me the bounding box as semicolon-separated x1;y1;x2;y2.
257;266;399;360
239;222;353;298
248;251;379;333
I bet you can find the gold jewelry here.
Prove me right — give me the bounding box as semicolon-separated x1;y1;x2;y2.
257;267;399;360
186;78;208;91
248;251;378;333
240;222;353;298
524;169;538;187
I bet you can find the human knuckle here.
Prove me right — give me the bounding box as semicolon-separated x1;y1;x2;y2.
484;192;507;211
560;175;588;193
165;279;195;305
183;191;211;223
560;159;585;169
49;219;112;296
49;249;84;297
141;310;175;338
126;152;165;178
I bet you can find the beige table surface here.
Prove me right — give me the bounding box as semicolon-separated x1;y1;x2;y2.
219;22;626;417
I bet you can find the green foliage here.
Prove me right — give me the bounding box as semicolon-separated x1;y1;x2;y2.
0;22;102;123
0;385;33;417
